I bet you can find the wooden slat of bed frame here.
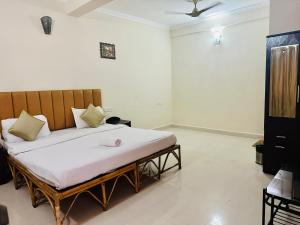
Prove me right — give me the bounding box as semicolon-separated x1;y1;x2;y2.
40;91;55;131
92;89;101;106
26;92;42;116
83;90;94;108
63;90;75;128
52;90;66;130
12;92;27;118
73;90;85;109
0;93;14;135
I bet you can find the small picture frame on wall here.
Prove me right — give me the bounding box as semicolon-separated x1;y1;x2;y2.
100;42;116;59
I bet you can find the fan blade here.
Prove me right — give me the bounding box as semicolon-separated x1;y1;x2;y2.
187;0;199;3
165;11;188;15
199;2;221;14
185;12;194;17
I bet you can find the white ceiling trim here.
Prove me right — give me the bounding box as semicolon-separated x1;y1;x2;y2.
171;1;270;30
97;8;169;29
171;16;269;38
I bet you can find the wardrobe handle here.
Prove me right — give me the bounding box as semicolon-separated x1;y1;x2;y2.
298;85;300;103
276;135;286;139
274;145;286;150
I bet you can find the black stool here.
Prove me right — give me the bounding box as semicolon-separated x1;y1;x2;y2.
0;147;12;185
0;205;9;225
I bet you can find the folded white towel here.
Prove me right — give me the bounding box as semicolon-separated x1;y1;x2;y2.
99;137;122;147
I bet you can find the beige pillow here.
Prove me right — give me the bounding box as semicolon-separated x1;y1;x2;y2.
9;111;45;141
80;104;105;128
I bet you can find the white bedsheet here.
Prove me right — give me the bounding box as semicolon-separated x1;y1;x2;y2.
5;124;176;189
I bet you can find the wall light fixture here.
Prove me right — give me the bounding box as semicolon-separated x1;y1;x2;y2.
211;26;225;45
41;16;52;35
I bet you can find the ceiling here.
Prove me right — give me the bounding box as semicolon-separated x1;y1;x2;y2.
97;0;269;28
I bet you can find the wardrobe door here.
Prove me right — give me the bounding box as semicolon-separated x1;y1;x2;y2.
264;33;300;175
269;44;299;119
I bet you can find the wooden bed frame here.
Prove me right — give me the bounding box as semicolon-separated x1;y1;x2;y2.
0;89;182;225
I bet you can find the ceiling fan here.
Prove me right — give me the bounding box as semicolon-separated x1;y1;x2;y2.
167;0;222;18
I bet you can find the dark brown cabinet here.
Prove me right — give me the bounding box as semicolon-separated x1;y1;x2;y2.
264;30;300;175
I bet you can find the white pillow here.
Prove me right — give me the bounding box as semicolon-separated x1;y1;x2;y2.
72;106;106;129
1;115;51;143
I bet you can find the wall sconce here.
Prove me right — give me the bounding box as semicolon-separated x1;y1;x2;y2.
211;26;225;45
40;16;52;35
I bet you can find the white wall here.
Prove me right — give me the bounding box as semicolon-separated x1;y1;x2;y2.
270;0;300;35
171;10;269;135
0;0;172;129
0;1;271;135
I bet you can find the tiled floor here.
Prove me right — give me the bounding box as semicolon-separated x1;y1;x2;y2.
0;127;272;225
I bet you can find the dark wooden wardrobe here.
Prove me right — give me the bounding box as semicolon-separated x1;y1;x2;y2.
264;30;300;175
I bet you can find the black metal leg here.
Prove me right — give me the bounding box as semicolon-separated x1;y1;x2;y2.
270;196;274;225
158;156;161;180
178;146;182;170
262;189;266;225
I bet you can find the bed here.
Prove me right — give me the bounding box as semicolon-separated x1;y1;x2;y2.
0;89;181;225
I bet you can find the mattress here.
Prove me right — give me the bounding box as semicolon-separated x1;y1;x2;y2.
5;124;176;190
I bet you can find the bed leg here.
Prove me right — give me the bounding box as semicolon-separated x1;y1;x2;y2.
9;164;22;190
178;146;182;170
10;166;18;190
54;200;61;225
101;183;108;211
30;182;37;208
158;156;161;180
134;165;140;193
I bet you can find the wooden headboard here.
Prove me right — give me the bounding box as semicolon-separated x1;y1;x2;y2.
0;89;101;133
